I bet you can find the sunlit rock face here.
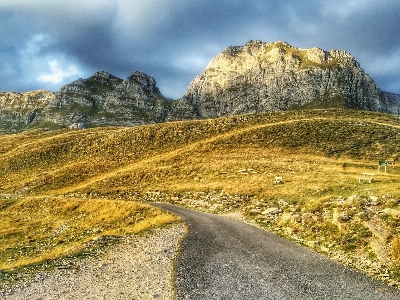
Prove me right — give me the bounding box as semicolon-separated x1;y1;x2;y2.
0;90;55;129
178;40;399;118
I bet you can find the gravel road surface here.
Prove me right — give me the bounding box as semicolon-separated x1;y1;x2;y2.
0;224;186;300
154;203;400;300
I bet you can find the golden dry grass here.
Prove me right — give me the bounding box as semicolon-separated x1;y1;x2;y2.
393;238;400;261
2;109;400;196
1;108;400;286
0;196;177;271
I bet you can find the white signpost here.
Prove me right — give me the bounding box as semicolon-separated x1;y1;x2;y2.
378;161;388;174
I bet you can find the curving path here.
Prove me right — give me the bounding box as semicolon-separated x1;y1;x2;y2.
153;203;400;300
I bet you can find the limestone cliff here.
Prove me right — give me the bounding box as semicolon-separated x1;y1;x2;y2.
175;40;400;119
0;90;55;130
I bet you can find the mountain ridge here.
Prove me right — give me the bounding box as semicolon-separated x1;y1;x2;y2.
180;40;399;118
1;40;399;132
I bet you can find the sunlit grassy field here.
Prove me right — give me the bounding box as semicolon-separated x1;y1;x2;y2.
1;108;400;286
0;196;176;271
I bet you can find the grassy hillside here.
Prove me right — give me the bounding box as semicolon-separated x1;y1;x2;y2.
0;195;178;286
1;108;400;287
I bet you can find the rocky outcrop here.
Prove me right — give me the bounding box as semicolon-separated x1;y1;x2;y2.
0;90;55;130
177;40;400;118
41;71;173;127
381;92;400;115
0;71;175;131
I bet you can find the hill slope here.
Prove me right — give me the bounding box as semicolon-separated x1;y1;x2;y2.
1;109;400;286
1;109;399;194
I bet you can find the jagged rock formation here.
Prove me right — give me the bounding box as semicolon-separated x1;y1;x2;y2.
0;90;55;130
40;71;173;128
177;40;400;119
382;92;400;115
0;40;399;132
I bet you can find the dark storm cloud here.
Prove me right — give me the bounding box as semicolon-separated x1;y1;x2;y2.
0;0;399;99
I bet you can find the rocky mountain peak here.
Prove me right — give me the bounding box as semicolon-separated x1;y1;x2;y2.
56;71;123;98
206;40;358;74
122;71;160;96
180;40;396;118
0;90;54;110
37;70;172;128
92;70;117;78
88;71;123;85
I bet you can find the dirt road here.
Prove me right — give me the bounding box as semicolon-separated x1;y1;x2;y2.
154;203;400;300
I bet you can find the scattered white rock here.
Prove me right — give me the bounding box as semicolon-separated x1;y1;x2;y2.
369;196;379;202
307;240;320;248
337;214;350;222
261;207;282;215
348;195;358;202
278;199;288;207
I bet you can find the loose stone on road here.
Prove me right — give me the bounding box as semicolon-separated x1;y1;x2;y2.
154;203;400;300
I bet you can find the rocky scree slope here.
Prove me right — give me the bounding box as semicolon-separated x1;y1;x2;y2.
1;40;399;131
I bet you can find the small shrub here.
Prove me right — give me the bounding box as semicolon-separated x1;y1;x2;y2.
367;251;377;260
392;237;400;260
338;223;372;252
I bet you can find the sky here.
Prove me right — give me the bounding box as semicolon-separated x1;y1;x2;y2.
0;0;399;99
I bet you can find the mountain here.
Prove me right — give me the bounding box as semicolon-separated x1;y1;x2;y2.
1;40;399;132
39;71;173;129
178;40;400;118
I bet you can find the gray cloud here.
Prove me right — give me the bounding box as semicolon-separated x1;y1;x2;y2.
0;0;399;99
